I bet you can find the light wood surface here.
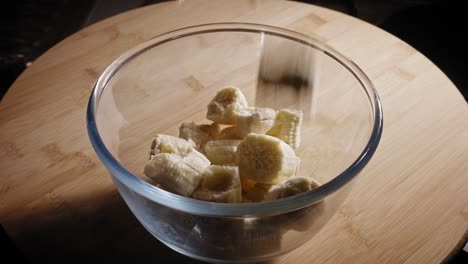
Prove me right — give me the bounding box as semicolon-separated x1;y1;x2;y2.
1;0;467;263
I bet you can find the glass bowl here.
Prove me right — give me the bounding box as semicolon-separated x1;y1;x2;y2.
87;23;382;263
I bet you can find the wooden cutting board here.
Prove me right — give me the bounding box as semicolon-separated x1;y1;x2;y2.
0;0;467;263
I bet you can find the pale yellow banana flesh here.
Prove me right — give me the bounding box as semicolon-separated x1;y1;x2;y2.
203;140;241;165
235;107;276;138
206;86;248;125
144;151;210;197
149;134;193;158
264;176;320;201
192;165;242;203
179;122;220;149
267;109;303;149
237;133;300;184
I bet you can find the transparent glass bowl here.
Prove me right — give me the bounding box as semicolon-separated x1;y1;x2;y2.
87;23;382;263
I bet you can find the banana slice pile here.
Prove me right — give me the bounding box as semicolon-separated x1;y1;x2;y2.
144;86;320;203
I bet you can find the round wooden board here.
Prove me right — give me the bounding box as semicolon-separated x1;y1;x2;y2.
1;0;467;263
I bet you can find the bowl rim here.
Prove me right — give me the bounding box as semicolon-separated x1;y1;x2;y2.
87;23;383;217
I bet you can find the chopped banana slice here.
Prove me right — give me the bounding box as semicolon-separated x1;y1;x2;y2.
149;134;193;158
144;151;210;197
192;165;242;203
179;122;220;149
267;109;303;149
183;149;212;172
203;140;241;165
237;133;300;184
264;176;320;201
218;126;241;140
236;107;277;138
206;87;248;125
267;176;319;201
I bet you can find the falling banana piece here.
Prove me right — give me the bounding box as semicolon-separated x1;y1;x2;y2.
144;151;210;197
179;122;220;150
236;107;277;138
264;176;320;201
192;165;242;203
267;109;303;149
206;86;248;125
203;140;241;165
237;133;300;184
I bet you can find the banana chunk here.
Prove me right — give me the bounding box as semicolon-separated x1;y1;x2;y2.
204;140;241;165
179;122;220;149
218;126;241;140
149;134;193;158
192;165;242;203
206;87;248;125
144;151;210;197
236;107;276;138
264;176;320;201
237;133;300;184
267;109;303;149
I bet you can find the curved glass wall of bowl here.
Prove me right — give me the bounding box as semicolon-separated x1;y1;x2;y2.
87;23;382;263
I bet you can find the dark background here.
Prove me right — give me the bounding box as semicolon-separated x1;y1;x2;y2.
1;0;466;263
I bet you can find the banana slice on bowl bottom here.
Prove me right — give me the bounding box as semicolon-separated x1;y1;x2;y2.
264;176;320;201
264;176;324;232
243;177;319;203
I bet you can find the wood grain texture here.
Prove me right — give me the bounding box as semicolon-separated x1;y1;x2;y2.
0;0;467;263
